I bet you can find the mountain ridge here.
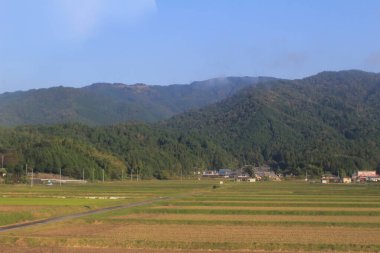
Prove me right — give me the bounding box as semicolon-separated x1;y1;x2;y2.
0;76;270;126
164;70;380;175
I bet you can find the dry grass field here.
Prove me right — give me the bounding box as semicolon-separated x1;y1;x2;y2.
1;180;380;252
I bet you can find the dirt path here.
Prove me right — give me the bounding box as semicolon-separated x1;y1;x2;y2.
0;196;169;232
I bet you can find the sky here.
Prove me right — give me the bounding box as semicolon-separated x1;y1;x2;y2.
0;0;379;93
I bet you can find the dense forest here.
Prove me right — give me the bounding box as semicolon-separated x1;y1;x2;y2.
0;124;236;181
1;70;380;180
165;70;380;176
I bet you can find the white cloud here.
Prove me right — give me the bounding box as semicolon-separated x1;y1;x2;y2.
51;0;157;40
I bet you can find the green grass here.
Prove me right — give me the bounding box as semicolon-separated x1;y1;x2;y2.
0;212;34;226
0;197;122;206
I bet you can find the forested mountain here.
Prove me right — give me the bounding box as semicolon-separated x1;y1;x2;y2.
0;124;236;181
0;76;268;126
165;70;380;176
1;70;380;180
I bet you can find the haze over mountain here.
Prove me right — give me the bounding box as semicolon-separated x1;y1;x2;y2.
0;76;270;126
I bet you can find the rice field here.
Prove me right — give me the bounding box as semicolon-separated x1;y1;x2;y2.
0;181;208;226
1;180;380;252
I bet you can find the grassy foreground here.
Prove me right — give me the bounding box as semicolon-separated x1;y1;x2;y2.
1;180;380;252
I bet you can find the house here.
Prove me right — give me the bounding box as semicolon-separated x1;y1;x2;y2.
218;169;232;178
352;171;380;182
321;175;340;184
202;169;233;178
202;170;219;178
342;177;351;184
357;171;377;177
236;174;250;181
368;176;380;182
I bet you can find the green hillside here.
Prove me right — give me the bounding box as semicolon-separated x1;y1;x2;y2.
165;70;380;176
0;124;236;182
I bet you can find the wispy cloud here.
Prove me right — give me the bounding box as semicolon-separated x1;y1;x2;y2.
53;0;104;39
51;0;157;40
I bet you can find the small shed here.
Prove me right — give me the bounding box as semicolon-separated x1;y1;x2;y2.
342;177;351;184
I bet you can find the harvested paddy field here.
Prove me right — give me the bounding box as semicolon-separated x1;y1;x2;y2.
0;181;206;226
1;181;380;252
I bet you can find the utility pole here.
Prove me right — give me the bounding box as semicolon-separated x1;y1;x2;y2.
60;167;62;187
92;168;95;183
25;164;28;185
82;169;85;182
121;169;123;182
31;167;33;187
102;168;105;183
1;154;3;168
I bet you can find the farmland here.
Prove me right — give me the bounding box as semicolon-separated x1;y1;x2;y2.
1;180;380;252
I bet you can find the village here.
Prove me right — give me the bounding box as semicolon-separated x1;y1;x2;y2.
202;165;279;182
321;170;380;184
202;165;380;184
1;161;380;185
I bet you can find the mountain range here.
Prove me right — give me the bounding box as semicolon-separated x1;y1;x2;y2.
1;70;380;180
0;76;271;126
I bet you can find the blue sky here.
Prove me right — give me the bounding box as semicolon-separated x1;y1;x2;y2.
0;0;379;93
